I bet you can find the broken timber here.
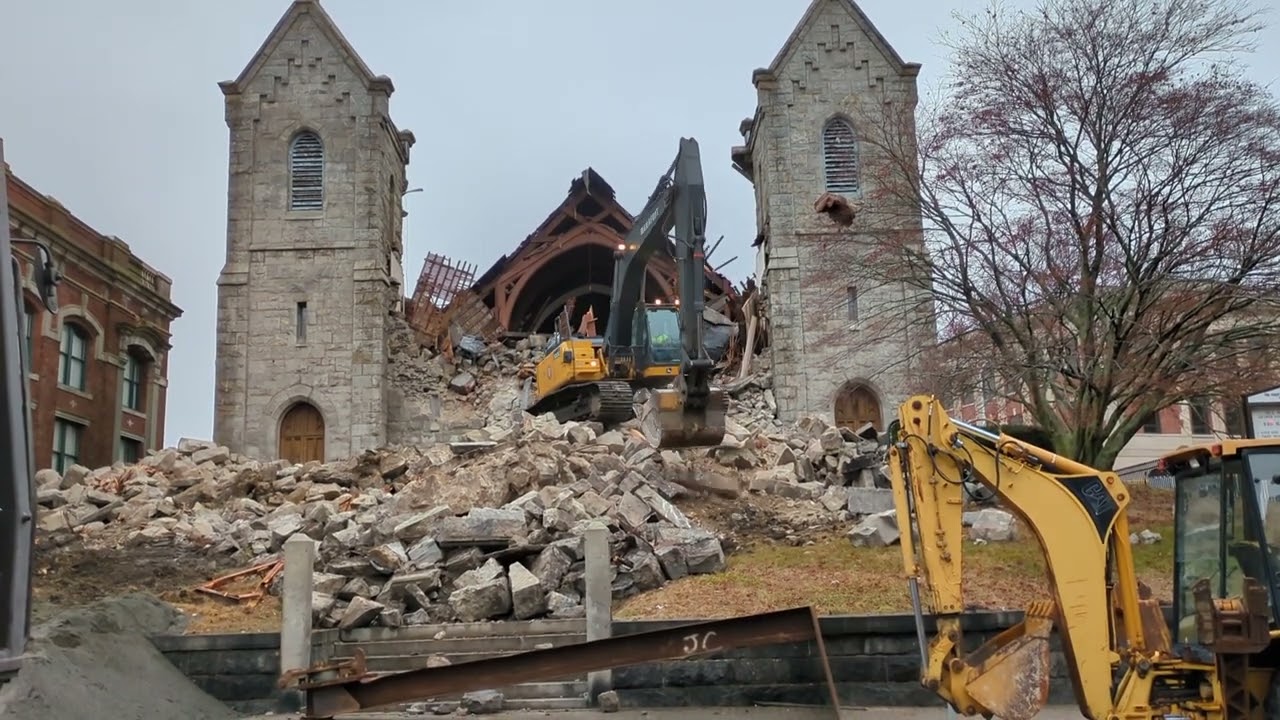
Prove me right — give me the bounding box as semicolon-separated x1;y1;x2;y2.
283;605;840;719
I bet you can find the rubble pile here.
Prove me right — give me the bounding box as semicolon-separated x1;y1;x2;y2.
34;411;739;629
34;325;1048;628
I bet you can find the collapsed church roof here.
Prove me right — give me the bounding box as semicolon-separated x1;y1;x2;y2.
406;166;746;346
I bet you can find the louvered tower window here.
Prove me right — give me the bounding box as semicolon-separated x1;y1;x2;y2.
821;117;860;195
289;130;324;211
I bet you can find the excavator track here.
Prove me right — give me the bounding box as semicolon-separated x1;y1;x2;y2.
531;380;635;426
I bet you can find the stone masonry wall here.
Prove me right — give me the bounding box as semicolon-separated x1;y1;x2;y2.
749;0;933;426
214;6;409;461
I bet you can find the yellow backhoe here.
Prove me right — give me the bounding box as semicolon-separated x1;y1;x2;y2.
886;395;1280;719
523;137;726;449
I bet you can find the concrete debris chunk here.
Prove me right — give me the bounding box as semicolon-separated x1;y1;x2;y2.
969;508;1017;542
339;596;385;628
848;510;900;547
508;561;547;620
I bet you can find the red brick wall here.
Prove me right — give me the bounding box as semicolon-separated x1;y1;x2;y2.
7;169;182;472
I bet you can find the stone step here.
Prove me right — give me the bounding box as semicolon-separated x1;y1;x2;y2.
335;631;586;657
376;696;589;713
413;680;587;700
337;651;593;676
340;618;586;642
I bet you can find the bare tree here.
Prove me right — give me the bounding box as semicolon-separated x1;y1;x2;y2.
822;0;1280;469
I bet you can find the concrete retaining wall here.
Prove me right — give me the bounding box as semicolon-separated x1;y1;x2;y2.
152;628;338;714
150;611;1104;711
609;611;1086;709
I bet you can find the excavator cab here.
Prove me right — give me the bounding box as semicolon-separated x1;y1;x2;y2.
1166;440;1280;648
633;303;682;370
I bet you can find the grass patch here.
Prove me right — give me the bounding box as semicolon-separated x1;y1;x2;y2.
617;522;1177;620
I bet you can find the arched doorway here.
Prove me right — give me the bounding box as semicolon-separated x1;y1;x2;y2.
834;383;882;432
279;402;325;464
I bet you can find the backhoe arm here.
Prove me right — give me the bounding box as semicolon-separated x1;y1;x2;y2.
887;396;1143;720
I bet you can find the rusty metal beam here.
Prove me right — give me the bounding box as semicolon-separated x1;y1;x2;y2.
292;606;840;719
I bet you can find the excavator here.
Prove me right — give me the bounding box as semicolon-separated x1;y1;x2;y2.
523;137;726;449
886;394;1280;719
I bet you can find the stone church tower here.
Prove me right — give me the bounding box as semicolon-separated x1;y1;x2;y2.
213;0;415;462
731;0;934;431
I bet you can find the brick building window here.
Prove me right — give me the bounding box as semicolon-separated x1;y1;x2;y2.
821;117;860;195
58;323;88;390
119;436;142;463
1225;401;1246;437
1141;411;1162;434
52;418;83;473
22;302;34;372
1189;397;1213;434
122;353;145;411
846;286;858;322
288;130;324;211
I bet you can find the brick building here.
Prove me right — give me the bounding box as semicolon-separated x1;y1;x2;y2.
6;165;183;472
730;0;936;431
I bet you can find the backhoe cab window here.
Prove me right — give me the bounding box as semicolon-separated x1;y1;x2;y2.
1173;449;1280;644
644;307;681;364
1174;456;1224;644
1242;449;1280;550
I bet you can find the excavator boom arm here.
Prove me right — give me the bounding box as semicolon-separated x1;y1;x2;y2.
602;138;724;449
604;137;707;362
888;396;1143;720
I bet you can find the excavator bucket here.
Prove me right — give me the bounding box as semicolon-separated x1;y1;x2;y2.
639;386;727;449
960;600;1055;720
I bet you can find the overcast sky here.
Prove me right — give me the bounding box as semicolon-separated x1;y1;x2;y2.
2;0;1277;448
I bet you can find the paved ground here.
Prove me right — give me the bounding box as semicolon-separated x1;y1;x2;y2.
250;707;1087;719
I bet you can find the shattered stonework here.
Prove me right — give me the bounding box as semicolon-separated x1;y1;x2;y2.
37;345;977;627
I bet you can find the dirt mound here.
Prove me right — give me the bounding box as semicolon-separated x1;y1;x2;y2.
0;593;239;720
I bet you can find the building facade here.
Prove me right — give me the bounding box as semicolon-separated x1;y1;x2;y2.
6;167;182;473
730;0;935;431
952;387;1250;475
213;0;415;463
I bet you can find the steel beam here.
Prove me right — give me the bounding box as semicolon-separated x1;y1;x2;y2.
293;605;840;719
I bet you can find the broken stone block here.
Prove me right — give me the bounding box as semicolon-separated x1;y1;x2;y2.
1132;529;1163;545
847;487;895;516
312;572;347;595
35;469;61;490
613;492;651;530
749;466;794;493
392;511;443;541
368;541;409;574
969;508;1017;542
405;536;444;568
633;486;690;529
448;574;511;622
435;507;526;545
848;510;900;547
655;544;688;581
508;561;547;620
818;486;848;513
460;689;504;714
59;464;90;490
339;596;385;629
819;426;844;453
652;527;724;574
530;545;573;593
378;607;403;627
625;548;664;592
546;590;584;619
191;445;230;466
449;372;477;395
